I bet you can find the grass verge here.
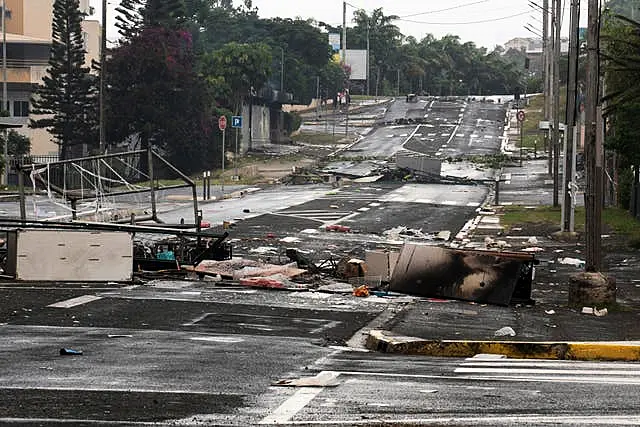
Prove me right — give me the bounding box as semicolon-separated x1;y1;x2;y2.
501;205;640;248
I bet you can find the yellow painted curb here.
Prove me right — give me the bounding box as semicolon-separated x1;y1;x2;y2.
366;330;640;361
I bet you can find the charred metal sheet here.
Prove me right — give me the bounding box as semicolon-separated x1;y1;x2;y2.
395;152;442;177
390;244;535;306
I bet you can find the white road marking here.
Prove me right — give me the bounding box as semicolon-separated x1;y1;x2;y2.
455;367;640;376
310;321;342;335
276;415;640;425
47;295;102;309
0;417;179;425
190;336;244;343
260;387;326;424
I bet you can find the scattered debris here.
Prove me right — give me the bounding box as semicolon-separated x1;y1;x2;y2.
280;236;301;243
240;275;310;290
317;282;354;294
326;224;351;233
390;244;537;306
383;226;432;241
494;326;516;337
436;230;452;241
249;246;279;255
300;228;320;234
233;262;307;280
59;348;83;356
522;247;545;252
273;371;341;387
582;307;608;317
545;310;556;315
365;250;399;282
353;285;370;297
336;258;367;279
527;237;539;245
558;257;585;268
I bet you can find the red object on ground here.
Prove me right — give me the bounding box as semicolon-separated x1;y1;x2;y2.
240;277;285;289
200;220;211;228
266;232;276;238
326;224;351;233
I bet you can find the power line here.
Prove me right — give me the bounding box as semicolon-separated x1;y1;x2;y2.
397;10;530;25
398;1;490;19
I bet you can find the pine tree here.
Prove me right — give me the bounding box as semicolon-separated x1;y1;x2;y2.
29;0;98;160
144;0;187;29
114;0;145;41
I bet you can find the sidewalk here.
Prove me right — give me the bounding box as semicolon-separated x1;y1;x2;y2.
367;110;640;361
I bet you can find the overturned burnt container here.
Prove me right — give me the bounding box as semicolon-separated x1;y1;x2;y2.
389;244;537;306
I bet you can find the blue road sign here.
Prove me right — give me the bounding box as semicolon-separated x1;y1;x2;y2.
231;116;243;128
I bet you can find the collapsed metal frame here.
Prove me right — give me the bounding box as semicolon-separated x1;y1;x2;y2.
0;218;231;269
15;148;200;229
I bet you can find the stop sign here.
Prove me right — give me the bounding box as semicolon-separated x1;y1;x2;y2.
218;116;227;131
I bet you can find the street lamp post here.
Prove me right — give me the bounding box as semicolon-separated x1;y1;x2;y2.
366;21;370;96
2;0;7;187
280;47;284;92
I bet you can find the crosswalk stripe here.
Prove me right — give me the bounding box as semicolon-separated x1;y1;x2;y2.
454;357;640;384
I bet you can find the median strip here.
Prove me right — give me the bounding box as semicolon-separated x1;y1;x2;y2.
366;330;640;361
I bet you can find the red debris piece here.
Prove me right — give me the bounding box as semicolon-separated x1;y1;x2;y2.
266;232;276;238
200;220;211;228
352;285;370;297
326;224;351;233
240;277;285;289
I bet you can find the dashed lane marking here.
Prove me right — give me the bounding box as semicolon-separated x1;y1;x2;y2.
47;295;103;309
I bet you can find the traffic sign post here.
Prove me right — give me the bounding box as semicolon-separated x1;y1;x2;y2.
218;116;227;192
517;110;525;167
232;116;242;180
218;116;227;131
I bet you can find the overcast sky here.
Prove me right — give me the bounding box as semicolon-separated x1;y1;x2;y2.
91;0;589;50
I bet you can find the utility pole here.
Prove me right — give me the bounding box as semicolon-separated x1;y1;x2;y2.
548;0;555;175
366;21;370;96
562;0;580;232
584;0;602;271
99;0;106;153
2;0;7;187
552;0;561;207
280;47;284;92
342;1;347;66
542;0;550;171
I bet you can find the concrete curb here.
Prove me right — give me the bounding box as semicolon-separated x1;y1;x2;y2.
366;330;640;361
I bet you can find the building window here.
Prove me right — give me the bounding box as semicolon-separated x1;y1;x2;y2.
13;101;29;117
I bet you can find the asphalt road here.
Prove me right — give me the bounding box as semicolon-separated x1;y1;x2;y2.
5;95;635;425
4;282;640;425
0;281;389;425
341;97;506;160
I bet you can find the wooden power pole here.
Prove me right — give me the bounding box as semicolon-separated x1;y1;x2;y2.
562;0;580;232
584;0;602;271
552;0;561;207
543;0;550;174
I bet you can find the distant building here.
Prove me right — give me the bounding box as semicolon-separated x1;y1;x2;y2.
503;36;568;55
504;37;542;52
502;36;569;76
2;0;100;157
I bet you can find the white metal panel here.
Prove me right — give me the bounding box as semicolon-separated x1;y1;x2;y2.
14;230;133;282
